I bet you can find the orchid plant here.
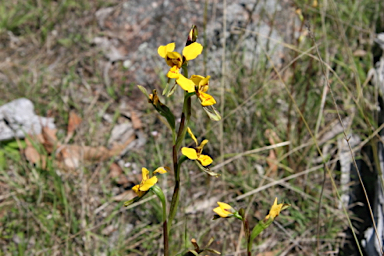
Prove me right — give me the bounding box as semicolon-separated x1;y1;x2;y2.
124;25;290;256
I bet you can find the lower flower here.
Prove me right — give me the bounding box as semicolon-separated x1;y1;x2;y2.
132;167;167;197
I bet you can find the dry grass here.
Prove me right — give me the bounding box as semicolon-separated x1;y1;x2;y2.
0;0;383;255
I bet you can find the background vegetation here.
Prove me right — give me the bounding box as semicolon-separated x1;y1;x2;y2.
0;0;383;255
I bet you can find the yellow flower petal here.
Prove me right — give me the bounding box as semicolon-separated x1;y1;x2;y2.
213;207;231;218
198;154;213;166
213;202;234;218
187;127;198;146
140;176;158;191
199;139;209;149
153;167;167;174
158;43;175;58
167;66;180;79
176;75;195;93
181;147;198;160
265;197;284;220
141;167;150;181
199;76;210;93
190;75;204;86
132;184;145;197
196;139;208;155
132;184;140;194
182;42;203;61
198;92;216;106
217;202;233;211
166;51;182;68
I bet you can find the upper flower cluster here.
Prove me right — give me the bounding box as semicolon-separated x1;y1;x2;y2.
157;42;217;107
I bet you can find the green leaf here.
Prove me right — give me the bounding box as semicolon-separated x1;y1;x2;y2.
202;248;221;254
137;85;149;98
166;82;178;97
195;161;220;177
202;105;221;121
124;196;141;207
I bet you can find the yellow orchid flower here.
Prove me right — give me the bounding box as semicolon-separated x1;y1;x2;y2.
181;128;213;166
167;66;195;93
132;167;167;197
158;42;203;69
213;202;235;218
190;75;216;106
265;197;284;220
158;42;203;92
182;43;203;61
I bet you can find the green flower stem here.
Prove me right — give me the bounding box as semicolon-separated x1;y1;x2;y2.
168;144;180;233
168;66;192;238
172;129;176;145
167;154;188;232
239;210;251;256
175;93;193;150
151;185;168;255
248;218;274;253
163;220;169;256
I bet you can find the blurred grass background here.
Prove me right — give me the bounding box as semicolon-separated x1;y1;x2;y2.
0;0;383;255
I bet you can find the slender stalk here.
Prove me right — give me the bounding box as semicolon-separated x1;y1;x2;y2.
168;145;180;232
163;220;169;256
162;199;168;256
243;218;251;256
167;66;191;236
151;185;168;255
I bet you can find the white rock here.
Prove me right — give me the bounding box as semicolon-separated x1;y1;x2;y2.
0;98;56;141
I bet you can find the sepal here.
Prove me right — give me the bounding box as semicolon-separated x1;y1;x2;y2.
148;89;176;131
186;25;198;46
124;194;145;207
202;105;221;121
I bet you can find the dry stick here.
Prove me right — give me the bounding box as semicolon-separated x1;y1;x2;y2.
314;0;330;137
307;22;383;255
286;5;305;169
257;38;364;255
219;0;226;181
316;164;327;256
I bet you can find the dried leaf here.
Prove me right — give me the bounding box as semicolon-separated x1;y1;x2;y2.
256;250;280;256
58;145;81;169
67;111;82;135
266;149;278;173
25;146;46;169
110;163;122;178
42;127;59;153
353;49;367;57
130;111;142;129
82;146;110;161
